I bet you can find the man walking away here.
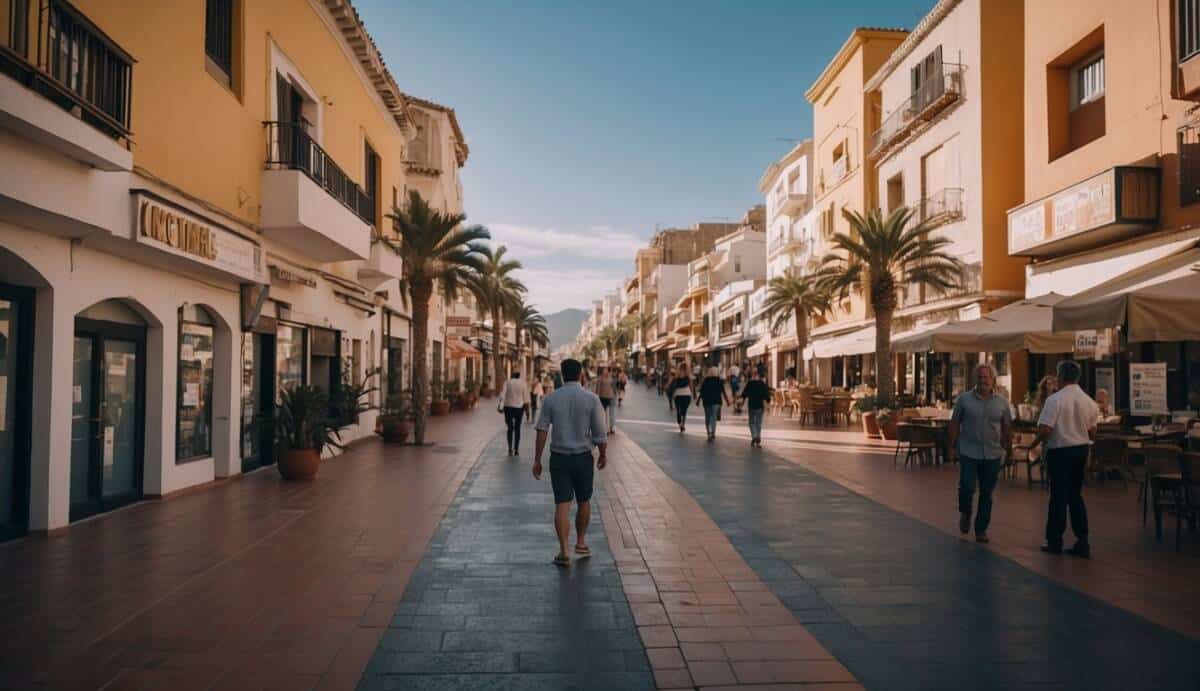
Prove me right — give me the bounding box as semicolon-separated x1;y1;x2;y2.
700;367;732;442
739;368;771;447
499;370;529;455
669;365;695;432
534;358;608;567
947;363;1013;543
617;369;628;407
1035;360;1097;558
592;366;616;434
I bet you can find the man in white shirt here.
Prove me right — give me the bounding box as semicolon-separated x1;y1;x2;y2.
499;371;530;455
1035;360;1098;558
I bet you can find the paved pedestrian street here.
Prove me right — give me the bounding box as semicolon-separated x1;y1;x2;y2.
3;391;1200;690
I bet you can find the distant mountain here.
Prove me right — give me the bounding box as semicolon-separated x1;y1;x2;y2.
543;308;588;350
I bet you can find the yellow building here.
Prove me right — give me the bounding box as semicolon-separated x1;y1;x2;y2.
803;28;907;386
1006;0;1200;412
0;0;467;534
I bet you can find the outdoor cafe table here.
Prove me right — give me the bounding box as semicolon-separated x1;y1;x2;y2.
909;418;950;465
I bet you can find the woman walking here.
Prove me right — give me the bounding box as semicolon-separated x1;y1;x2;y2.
528;373;545;424
669;365;697;433
499;370;529;455
700;367;732;441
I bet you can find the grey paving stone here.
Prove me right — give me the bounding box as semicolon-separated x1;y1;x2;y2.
357;434;654;691
616;389;1200;691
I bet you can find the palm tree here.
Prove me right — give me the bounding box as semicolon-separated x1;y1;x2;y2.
467;245;526;388
513;300;549;375
817;207;964;402
760;273;833;383
391;190;490;444
596;324;627;364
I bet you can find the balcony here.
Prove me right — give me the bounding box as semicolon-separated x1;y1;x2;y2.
1007;166;1160;258
870;64;964;160
918;188;964;227
0;0;134;170
777;192;808;218
768;232;807;257
357;235;403;290
261;122;373;262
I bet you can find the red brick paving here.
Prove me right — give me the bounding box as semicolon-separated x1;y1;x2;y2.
0;405;498;691
600;433;863;691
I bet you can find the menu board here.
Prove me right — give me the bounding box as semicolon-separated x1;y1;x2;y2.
1095;367;1114;401
1130;362;1168;416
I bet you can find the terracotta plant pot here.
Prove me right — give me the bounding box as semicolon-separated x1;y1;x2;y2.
378;416;411;443
278;448;320;481
861;411;881;439
879;419;899;441
431;400;451;416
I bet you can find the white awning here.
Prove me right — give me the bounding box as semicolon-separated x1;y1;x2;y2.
803;326;876;361
893;294;1075;354
746;338;768;358
1052;245;1200;342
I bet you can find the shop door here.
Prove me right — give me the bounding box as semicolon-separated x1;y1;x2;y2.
241;333;276;473
69;319;145;522
0;285;33;540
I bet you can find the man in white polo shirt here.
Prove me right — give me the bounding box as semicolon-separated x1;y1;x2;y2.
1034;360;1098;558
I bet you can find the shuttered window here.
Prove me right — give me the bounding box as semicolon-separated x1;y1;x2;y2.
205;0;234;82
1180;0;1200;62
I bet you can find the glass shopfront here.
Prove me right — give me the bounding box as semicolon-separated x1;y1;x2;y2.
176;306;215;462
0;284;32;539
276;323;307;398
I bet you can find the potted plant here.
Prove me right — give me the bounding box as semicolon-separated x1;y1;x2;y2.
444;378;463;410
854;395;895;440
430;375;451;416
464;373;479;408
377;391;413;443
275;384;342;481
334;364;377;428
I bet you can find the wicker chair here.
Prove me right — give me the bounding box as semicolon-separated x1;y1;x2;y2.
830;397;852;426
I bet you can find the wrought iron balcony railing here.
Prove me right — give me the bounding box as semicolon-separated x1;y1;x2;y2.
918;188;964;226
870;64;964;159
264;121;375;225
1;0;134;139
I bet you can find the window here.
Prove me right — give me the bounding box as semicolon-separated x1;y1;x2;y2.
364;141;380;226
177;306;215;462
205;0;234;86
910;46;945;110
1179;124;1200;205
1180;0;1200;62
276;323;307;398
734;255;742;273
1072;54;1105;109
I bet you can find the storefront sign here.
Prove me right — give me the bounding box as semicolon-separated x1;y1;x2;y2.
1074;330;1099;359
1007;167;1159;257
1130;362;1168;416
269;265;318;289
133;193;267;284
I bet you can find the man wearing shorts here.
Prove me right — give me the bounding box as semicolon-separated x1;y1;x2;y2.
534;358;609;566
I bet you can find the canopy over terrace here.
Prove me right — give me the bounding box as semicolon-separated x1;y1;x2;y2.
892;294;1075;354
1052;245;1200;342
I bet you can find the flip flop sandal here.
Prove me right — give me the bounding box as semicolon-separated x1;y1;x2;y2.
574;545;591;557
553;553;570;567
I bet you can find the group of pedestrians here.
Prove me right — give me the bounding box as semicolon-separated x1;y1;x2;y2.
660;362;772;446
948;360;1094;556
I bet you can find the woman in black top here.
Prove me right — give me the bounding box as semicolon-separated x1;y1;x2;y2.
669;364;696;432
738;369;772;447
699;367;732;441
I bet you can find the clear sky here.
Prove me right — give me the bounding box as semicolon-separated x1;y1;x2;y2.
355;0;934;313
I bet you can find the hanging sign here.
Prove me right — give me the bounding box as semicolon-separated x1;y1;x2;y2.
1130;362;1168;417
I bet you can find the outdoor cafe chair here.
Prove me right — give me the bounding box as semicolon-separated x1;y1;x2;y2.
894;423;937;468
1178;453;1200;551
1010;432;1044;487
830;396;852;426
1091;436;1131;488
1136;443;1182;525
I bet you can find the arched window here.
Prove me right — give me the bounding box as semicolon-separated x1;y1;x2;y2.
177;305;216;462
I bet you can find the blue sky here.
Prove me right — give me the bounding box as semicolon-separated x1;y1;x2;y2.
355;0;933;313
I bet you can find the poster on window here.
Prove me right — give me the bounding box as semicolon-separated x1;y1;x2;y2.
1130;362;1168;416
1095;367;1114;402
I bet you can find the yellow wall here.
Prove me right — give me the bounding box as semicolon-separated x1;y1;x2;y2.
1022;0;1200;232
75;0;408;235
808;30;905;326
978;0;1027;294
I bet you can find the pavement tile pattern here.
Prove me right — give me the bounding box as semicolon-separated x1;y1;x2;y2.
617;389;1200;691
356;434;655;691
